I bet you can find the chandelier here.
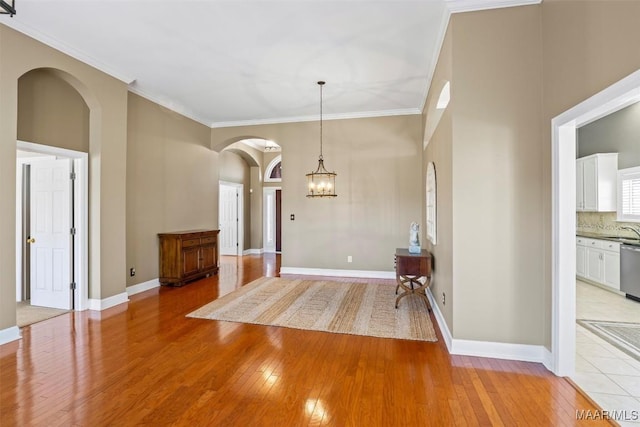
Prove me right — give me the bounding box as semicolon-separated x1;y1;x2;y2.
306;81;337;198
0;0;16;16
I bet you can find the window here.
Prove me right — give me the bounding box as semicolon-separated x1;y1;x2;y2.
264;155;282;183
426;162;437;244
618;166;640;222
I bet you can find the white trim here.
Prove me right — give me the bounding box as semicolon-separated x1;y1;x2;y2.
451;339;547;363
0;326;21;345
0;20;134;84
263;187;280;253
419;6;451;114
219;181;244;256
426;287;452;350
211;108;421;128
446;0;541;14
551;68;640;377
264;155;282;183
88;292;129;311
279;267;396;280
126;278;160;297
426;288;549;364
16;141;89;312
243;248;263;255
127;87;211;127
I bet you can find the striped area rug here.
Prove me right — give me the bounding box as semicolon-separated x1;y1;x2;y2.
187;277;437;342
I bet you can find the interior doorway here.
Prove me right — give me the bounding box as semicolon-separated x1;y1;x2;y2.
16;141;89;316
552;69;640;376
219;181;244;256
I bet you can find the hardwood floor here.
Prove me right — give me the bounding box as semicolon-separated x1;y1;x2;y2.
1;254;611;426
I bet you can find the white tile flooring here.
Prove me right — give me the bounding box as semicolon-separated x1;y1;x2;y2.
574;280;640;426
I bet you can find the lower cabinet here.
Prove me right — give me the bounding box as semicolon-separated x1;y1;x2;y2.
158;229;219;286
576;237;620;291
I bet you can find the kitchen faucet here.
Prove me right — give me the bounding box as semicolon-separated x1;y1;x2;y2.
621;225;640;239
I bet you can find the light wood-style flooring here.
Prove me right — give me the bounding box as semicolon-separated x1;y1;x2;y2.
1;254;611;426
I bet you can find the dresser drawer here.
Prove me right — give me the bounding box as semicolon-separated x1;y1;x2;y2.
182;238;201;248
201;236;217;245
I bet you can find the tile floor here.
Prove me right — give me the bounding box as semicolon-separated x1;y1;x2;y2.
574;280;640;426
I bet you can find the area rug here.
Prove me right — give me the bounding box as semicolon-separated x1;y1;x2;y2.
17;301;69;327
577;319;640;362
187;277;437;342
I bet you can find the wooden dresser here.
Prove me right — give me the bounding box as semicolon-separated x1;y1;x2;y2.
158;229;219;286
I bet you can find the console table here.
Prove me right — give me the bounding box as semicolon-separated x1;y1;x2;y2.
395;248;432;310
158;230;219;286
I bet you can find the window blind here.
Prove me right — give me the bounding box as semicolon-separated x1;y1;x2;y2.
618;167;640;221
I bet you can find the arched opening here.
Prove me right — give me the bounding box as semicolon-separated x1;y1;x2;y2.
218;137;283;256
14;67;96;325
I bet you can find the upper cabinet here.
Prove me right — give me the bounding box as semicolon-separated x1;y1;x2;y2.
576;153;618;212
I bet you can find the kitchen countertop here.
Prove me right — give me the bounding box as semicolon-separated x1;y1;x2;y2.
577;232;640;246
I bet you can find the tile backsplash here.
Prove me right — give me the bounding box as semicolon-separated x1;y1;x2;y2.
577;212;640;238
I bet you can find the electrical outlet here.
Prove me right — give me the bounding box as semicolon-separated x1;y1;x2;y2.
130;267;136;277
442;292;445;305
347;255;352;263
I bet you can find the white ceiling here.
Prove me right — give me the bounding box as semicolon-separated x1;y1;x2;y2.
1;0;539;128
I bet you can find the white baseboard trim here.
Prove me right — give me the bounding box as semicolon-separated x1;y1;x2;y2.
88;291;129;311
127;278;160;297
542;347;554;372
243;248;263;255
426;288;452;351
451;339;548;363
425;288;550;366
0;326;21;345
279;267;396;280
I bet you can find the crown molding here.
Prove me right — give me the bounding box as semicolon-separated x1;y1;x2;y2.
419;6;452;115
0;20;135;84
446;0;541;14
127;86;212;127
211;107;421;129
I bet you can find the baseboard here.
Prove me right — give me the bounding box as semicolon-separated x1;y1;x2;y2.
127;278;160;296
0;326;21;345
425;288;550;366
450;339;548;363
88;291;129;311
542;347;554;372
243;248;263;255
426;288;453;351
279;267;395;280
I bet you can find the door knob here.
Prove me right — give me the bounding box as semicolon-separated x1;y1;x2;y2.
27;237;35;244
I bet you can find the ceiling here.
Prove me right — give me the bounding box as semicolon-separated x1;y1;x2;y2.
1;0;538;128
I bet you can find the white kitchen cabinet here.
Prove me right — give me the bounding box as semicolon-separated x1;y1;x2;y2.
576;244;587;277
603;250;620;290
576;153;618;212
586;247;604;283
576;236;620;291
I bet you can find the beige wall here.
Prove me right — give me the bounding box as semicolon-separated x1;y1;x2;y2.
18;69;89;152
540;0;640;347
451;6;544;344
0;26;128;331
213;115;423;272
126;93;217;286
422;23;454;330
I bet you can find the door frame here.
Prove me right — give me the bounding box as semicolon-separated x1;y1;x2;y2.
219;181;244;256
16;141;89;311
263;187;281;253
552;69;640;376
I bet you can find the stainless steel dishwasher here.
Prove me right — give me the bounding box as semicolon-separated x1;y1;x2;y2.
620;244;640;302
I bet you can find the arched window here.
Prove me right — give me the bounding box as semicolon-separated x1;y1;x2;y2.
265;155;282;182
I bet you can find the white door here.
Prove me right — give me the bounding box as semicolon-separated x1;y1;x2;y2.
263;188;276;253
582;156;598;211
30;158;73;309
219;184;238;255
